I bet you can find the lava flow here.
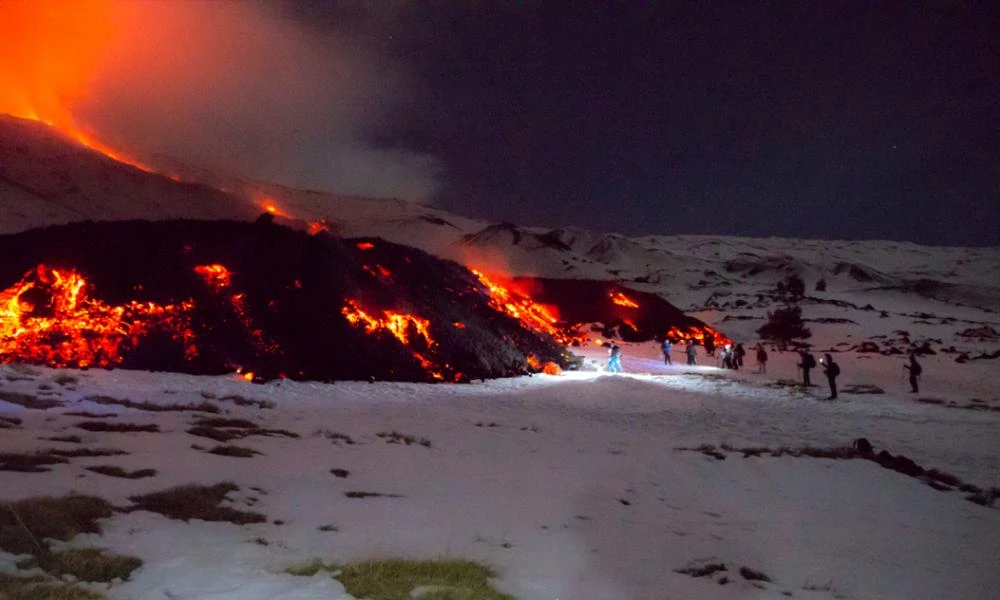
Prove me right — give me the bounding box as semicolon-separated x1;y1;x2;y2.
471;270;583;345
0;264;195;368
667;324;731;347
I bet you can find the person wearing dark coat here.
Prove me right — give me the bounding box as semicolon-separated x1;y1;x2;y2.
755;344;768;373
686;342;697;365
821;353;840;399
903;354;922;393
798;350;816;386
734;343;745;369
704;336;715;357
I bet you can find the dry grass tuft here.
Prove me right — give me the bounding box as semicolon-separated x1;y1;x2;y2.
206;445;261;458
0;572;106;599
25;548;142;583
128;483;266;524
75;422;159;433
83;395;219;414
85;466;158;479
0;391;62;410
0;495;115;556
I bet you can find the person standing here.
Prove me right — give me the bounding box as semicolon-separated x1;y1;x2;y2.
608;342;623;373
755;344;768;373
662;338;672;365
704;336;716;357
686;341;697;365
903;353;922;393
735;343;746;369
798;350;816;386
821;353;840;399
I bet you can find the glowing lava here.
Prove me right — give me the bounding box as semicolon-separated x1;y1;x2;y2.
667;325;731;347
0;264;196;368
610;291;639;308
341;299;433;347
471;270;583;345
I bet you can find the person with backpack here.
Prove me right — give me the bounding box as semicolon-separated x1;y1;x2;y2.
734;343;746;369
661;338;672;365
755;344;768;373
821;353;840;399
798;350;816;386
608;342;623;373
903;353;922;393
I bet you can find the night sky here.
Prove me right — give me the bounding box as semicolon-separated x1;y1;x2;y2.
282;2;999;247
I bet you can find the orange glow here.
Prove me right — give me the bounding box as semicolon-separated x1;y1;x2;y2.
341;299;434;347
259;199;290;218
194;264;278;357
362;264;393;280
610;291;639;308
242;371;254;381
342;299;443;379
0;264;196;368
667;325;731;347
542;361;562;375
0;1;157;172
471;269;584;345
308;221;329;235
194;264;232;289
356;242;376;251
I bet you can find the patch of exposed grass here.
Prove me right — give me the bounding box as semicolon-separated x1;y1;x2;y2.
53;375;79;387
48;448;128;458
85;466;157;479
191;417;257;429
0;452;68;473
26;548;142;582
330;468;350;478
345;491;402;499
218;394;274;409
83;395;219;414
187;418;298;443
75;422;159;433
128;483;266;524
40;435;82;444
966;487;1000;507
186;426;244;442
317;524;338;532
924;468;961;488
676;563;727;578
841;384;885;394
206;445;261;458
739;566;772;582
62;412;116;419
0;572;106;599
1;415;23;428
288;558;513;600
0;391;61;410
376;431;432;448
0;495;115;556
320;430;356;445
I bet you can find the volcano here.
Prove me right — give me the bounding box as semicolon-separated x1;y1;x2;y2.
0;219;570;382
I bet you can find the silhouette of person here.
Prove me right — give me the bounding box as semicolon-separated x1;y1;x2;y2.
903;354;922;393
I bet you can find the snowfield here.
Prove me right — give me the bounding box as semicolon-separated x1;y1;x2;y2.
2;344;998;600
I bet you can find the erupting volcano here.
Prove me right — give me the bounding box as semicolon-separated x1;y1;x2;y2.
0;219;574;382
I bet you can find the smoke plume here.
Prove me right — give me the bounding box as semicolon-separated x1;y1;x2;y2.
0;0;439;201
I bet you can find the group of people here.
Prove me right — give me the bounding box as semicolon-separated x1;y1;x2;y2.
608;338;925;398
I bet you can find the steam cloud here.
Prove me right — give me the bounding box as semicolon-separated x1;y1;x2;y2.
5;1;440;201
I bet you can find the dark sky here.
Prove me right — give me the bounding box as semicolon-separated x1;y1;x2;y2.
279;2;1000;246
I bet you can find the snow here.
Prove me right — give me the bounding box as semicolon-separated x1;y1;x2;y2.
2;349;998;599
